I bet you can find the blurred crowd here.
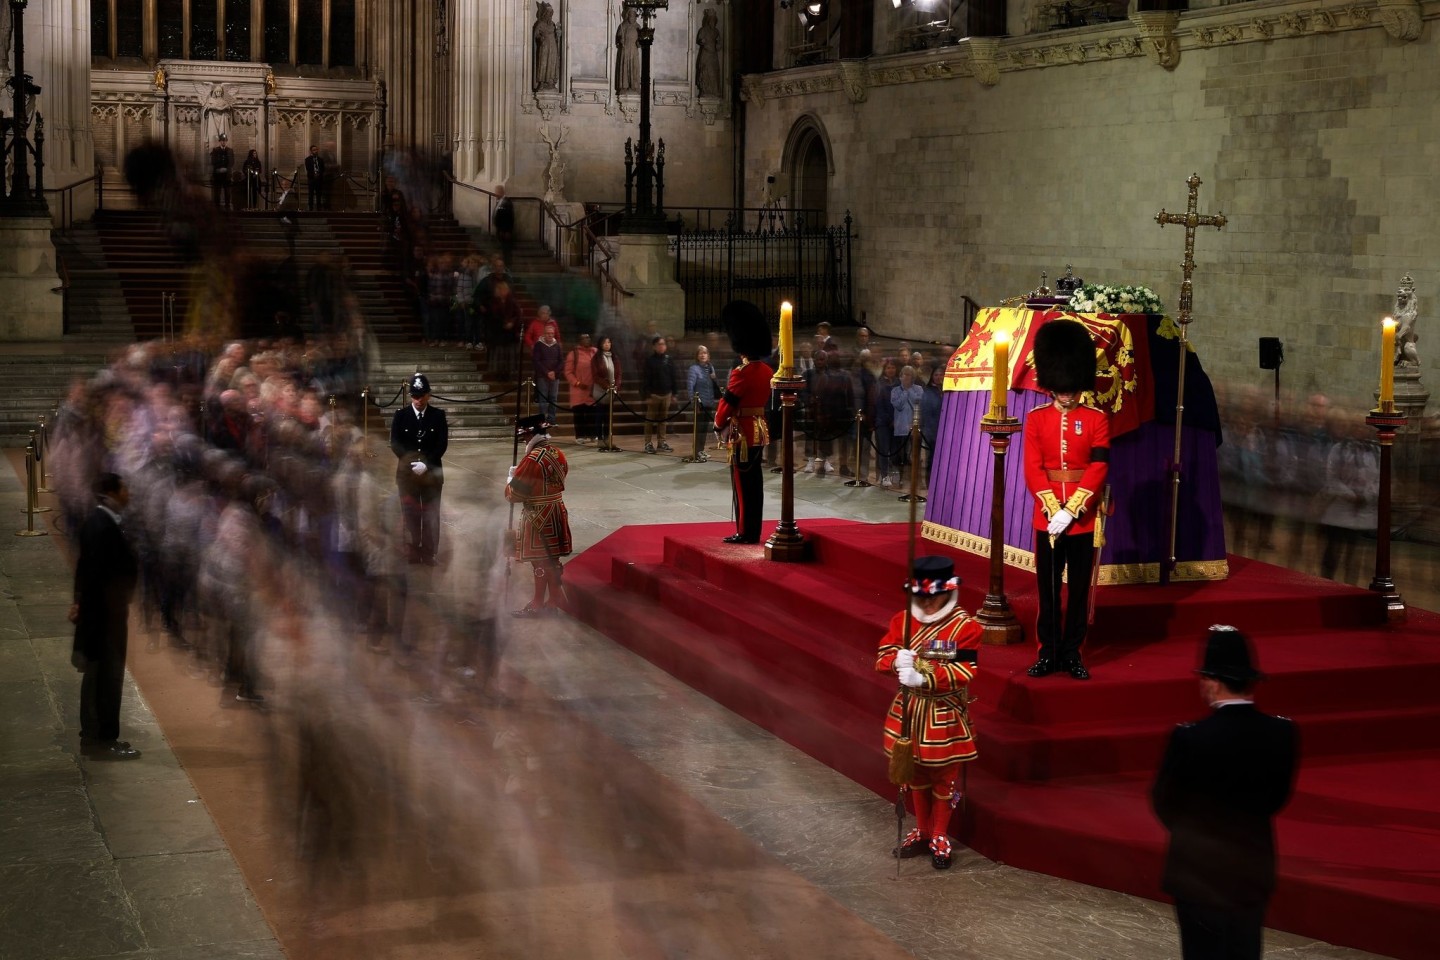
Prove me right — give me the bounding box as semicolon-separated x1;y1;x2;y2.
1217;386;1385;586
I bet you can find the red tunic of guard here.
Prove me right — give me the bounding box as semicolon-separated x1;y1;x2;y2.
875;607;982;766
714;358;773;455
1022;401;1110;534
506;442;572;561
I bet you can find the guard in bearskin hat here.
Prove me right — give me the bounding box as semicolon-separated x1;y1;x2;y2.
875;555;982;870
506;413;572;616
1152;625;1298;960
713;300;775;544
389;373;449;565
1022;319;1109;680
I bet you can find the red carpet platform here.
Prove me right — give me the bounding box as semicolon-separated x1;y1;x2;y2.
566;520;1440;960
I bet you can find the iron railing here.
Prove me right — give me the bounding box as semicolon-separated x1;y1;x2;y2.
672;210;854;335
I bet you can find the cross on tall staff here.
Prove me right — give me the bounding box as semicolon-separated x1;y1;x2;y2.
1154;173;1226;582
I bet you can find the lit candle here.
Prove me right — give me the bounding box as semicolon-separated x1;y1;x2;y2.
1380;315;1395;408
990;329;1011;418
779;301;794;375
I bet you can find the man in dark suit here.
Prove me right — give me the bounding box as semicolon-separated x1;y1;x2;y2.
389;373;448;565
70;473;141;760
1152;625;1300;960
305;144;327;211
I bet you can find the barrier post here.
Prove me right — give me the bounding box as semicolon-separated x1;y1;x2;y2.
845;408;870;487
599;386;621;452
683;399;708;464
15;438;48;537
36;415;52;492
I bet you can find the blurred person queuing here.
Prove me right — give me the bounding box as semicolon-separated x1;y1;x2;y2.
873;357;901;488
424;254;457;346
811;350;855;477
531;317;564;423
875;556;981;870
390;374;449;566
641;336;677;454
483;272;523;378
1022;320;1109;682
1152;626;1298;960
687;344;721;440
70;473;141;760
242;149;264;209
851;350;877;482
565;333;598;444
920;365;944;488
454;255;483;349
506;414;572;616
889;364;923;479
591;335;622;451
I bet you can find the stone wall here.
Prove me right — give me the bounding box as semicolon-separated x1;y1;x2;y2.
740;0;1437;409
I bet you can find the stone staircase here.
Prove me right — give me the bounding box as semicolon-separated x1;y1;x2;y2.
0;354;110;447
368;347;515;440
52;224;135;342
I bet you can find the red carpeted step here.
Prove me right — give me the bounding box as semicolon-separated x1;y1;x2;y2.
569;520;1440;960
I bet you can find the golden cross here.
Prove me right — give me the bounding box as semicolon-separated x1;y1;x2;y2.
1155;173;1226;326
1153;173;1226;582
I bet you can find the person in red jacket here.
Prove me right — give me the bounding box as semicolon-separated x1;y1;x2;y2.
713;300;774;544
874;555;982;870
1022;319;1109;680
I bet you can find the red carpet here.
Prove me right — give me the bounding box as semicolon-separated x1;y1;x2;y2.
566;519;1440;960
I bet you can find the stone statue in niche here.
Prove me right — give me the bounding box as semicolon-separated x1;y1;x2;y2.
201;82;235;144
532;2;560;92
615;6;640;94
1394;274;1421;368
695;8;722;99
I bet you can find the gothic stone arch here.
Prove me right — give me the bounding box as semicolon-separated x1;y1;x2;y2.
779;114;834;228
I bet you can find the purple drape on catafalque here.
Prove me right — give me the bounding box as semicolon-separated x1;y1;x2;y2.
925;314;1228;583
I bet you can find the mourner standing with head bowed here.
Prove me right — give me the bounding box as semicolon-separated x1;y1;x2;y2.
1153;625;1299;960
713;300;774;545
1022;319;1109;680
506;413;572;617
389;373;448;565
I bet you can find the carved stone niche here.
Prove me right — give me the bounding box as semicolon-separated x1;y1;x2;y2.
968;36;1002;87
1131;10;1180;69
1376;0;1423;41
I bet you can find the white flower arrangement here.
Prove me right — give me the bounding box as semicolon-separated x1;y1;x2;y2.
1066;283;1166;316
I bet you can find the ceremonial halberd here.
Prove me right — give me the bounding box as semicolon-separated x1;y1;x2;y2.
924;307;1229;584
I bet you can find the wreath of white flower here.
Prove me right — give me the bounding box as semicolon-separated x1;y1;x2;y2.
1066;284;1166;316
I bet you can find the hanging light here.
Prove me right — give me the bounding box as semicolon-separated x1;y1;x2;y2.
798;0;828;30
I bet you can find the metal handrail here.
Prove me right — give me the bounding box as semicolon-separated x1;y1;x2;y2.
41;164;102;230
53;250;70;334
447;176;634;304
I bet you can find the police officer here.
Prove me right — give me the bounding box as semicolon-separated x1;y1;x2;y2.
389;373;448;564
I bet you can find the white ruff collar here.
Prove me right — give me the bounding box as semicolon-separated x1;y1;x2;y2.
524;433;549;455
911;594;957;624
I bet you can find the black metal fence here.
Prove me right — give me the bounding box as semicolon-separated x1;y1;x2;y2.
673;211;853;335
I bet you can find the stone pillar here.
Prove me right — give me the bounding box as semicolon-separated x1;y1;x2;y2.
453;0;517;225
613;234;686;339
30;0;94;222
0;218;63;339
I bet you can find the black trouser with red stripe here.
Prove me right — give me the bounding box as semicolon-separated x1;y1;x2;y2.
1034;529;1094;665
731;447;765;541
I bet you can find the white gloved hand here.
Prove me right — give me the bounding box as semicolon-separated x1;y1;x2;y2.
1046;508;1074;537
895;648;916;671
411;461;428;476
506;466;517;482
897;666;926;689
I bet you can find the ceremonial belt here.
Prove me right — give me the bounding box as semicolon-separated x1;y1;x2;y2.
1046;469;1086;483
907;688;971;701
526;493;563;504
739;407;765;416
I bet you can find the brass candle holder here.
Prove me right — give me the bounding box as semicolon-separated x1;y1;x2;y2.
1365;403;1407;623
976;413;1024;645
765;373;810;562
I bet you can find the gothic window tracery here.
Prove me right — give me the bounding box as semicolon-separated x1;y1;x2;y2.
90;0;357;67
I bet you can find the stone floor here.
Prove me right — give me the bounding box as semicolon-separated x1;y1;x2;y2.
0;428;1412;960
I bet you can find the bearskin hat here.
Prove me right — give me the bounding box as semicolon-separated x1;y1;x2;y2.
1032;319;1096;395
721;299;773;361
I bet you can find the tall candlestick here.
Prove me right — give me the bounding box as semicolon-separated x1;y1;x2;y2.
779;301;794;375
1380;316;1395;409
989;329;1011;419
